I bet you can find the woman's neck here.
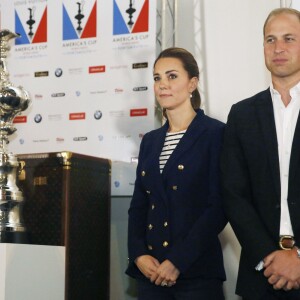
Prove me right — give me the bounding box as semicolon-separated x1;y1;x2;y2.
167;108;197;133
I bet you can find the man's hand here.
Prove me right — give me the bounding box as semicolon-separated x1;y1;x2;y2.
263;249;300;290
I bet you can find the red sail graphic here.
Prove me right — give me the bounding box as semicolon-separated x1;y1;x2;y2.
132;0;149;33
81;2;97;38
32;7;47;43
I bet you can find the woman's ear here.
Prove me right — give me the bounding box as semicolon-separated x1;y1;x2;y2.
189;77;199;92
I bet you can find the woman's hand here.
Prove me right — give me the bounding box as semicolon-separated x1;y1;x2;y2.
154;259;179;287
135;255;160;282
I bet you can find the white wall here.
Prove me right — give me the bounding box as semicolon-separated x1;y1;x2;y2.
175;1;279;299
176;0;278;121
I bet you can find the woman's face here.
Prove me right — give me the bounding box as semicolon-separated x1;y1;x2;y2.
153;57;197;112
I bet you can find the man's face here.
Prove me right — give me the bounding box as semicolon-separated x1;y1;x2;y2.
264;13;300;83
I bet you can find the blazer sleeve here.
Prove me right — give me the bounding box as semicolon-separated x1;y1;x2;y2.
127;136;149;269
220;104;277;267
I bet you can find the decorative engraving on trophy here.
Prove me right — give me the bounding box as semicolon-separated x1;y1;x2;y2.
126;0;136;29
75;1;85;35
0;174;7;185
0;29;31;242
26;7;36;40
33;176;47;186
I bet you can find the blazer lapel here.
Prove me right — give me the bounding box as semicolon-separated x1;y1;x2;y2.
162;110;206;176
149;122;170;203
255;90;281;200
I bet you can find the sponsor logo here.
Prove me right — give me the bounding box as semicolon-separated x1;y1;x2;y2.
130;108;147;117
114;88;124;94
19;138;25;145
33;139;49;143
94;110;103;120
13;116;27;123
114;181;120;188
63;1;97;40
48;114;62;121
34;114;43;123
34;94;43;100
55;68;63;77
56;137;65;142
68;67;83;75
69;112;86;120
113;0;149;35
98;135;104;141
51;93;66;97
73;137;88;141
133;86;148;91
15;4;47;45
112;134;131;140
109;110;125;118
110;65;128;70
90;90;107;94
75;91;81;96
13;73;30;78
89;65;106;73
34;71;49;77
132;62;148;69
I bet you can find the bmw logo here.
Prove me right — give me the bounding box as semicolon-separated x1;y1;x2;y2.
34;114;42;123
94;110;102;120
55;68;63;77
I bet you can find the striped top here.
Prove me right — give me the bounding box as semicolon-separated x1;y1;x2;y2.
159;130;186;173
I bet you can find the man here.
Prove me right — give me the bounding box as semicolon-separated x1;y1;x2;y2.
221;8;300;300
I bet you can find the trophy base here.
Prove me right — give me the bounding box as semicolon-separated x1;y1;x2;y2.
0;231;30;244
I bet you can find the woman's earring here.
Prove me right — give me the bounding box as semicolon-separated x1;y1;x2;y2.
190;93;193;98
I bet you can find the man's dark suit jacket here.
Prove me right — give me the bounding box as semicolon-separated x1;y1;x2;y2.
221;88;300;299
126;109;227;282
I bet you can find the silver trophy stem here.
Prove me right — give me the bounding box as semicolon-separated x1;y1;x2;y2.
0;29;31;243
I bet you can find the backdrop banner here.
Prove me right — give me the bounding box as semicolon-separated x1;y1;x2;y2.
292;2;300;10
0;0;156;164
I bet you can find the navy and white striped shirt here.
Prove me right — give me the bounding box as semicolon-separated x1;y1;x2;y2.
159;130;186;173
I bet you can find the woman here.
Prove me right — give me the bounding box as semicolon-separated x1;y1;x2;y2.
126;47;227;299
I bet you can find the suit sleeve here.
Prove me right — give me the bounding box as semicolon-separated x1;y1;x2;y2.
220;105;277;268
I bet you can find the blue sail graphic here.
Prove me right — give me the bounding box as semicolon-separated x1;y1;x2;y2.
63;5;78;40
113;0;130;35
15;11;30;44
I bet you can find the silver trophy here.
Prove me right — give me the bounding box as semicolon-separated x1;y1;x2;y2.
0;29;31;242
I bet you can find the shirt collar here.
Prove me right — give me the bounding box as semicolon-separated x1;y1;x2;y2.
270;81;300;106
270;81;300;96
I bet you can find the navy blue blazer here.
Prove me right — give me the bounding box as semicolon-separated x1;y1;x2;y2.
221;88;300;298
126;109;227;281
